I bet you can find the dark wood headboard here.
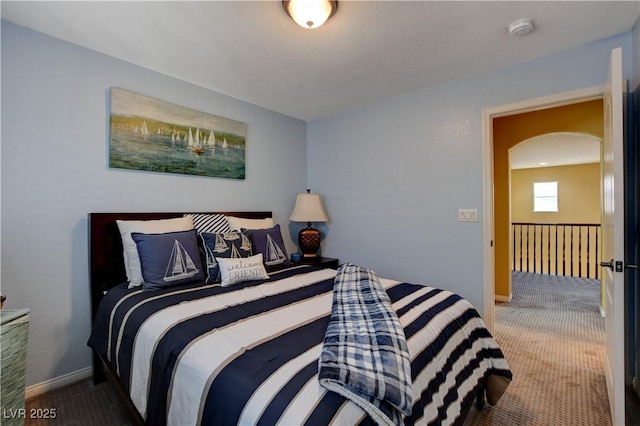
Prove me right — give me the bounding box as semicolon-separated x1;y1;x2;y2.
88;211;272;322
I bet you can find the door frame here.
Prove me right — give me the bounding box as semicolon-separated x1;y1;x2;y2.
481;84;604;332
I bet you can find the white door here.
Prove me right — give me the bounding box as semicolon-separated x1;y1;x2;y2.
602;46;625;426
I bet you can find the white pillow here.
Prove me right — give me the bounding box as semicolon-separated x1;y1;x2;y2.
217;254;269;287
226;216;275;231
117;217;194;288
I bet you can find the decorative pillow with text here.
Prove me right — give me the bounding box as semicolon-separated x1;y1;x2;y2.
216;254;269;287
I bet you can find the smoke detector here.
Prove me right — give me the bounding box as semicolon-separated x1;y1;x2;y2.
508;18;534;36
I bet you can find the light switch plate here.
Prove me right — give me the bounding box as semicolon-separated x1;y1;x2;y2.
458;209;478;222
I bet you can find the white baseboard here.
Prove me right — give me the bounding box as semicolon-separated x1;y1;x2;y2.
25;366;92;400
495;294;513;303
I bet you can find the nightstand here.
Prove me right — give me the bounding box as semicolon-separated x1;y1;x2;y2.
296;257;339;269
1;309;30;426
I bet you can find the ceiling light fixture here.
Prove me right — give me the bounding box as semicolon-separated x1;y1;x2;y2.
508;18;535;36
282;0;337;29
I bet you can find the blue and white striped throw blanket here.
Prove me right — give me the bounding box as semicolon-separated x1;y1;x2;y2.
318;263;413;426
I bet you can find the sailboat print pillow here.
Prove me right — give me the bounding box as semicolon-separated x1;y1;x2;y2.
132;229;205;291
200;230;253;284
247;224;290;267
117;216;194;288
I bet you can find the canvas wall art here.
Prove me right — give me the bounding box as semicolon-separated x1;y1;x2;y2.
109;88;246;179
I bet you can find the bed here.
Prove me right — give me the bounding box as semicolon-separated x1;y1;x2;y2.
87;211;511;425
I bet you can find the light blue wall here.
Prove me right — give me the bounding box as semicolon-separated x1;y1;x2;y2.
1;21;307;387
307;32;634;312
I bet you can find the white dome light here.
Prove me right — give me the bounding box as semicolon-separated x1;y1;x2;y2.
283;0;338;29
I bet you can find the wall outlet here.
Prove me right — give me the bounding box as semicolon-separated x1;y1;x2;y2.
458;209;478;222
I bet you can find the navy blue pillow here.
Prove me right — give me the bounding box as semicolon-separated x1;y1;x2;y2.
132;229;204;291
248;224;290;267
200;230;253;284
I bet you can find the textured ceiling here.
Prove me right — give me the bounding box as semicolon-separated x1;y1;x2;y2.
2;1;639;121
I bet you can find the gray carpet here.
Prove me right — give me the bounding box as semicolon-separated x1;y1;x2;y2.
25;377;130;426
26;271;608;425
464;271;609;426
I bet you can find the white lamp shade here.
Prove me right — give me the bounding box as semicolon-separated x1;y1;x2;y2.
289;192;329;222
284;0;335;29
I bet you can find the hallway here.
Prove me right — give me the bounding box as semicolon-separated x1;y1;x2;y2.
465;271;609;425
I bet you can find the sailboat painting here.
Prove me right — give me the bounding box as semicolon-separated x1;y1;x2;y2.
109;88;246;179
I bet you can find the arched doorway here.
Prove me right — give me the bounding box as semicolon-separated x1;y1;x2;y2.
492;99;604;302
508;132;602;293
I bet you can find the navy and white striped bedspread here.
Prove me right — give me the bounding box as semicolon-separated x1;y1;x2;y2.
319;263;412;426
88;265;511;425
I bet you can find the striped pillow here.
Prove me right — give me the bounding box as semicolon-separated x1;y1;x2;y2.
184;213;230;234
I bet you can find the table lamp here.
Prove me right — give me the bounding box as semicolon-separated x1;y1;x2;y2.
289;189;329;258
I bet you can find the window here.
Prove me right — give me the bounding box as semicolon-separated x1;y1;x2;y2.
533;181;558;212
